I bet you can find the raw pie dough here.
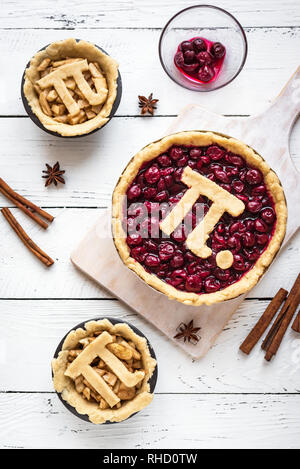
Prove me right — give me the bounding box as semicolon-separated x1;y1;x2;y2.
23;38;119;136
52;319;157;424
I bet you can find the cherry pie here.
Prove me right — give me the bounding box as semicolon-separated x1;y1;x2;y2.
23;38;119;136
112;131;287;306
52;319;156;424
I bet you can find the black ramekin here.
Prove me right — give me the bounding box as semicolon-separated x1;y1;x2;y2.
21;40;122;138
52;317;158;424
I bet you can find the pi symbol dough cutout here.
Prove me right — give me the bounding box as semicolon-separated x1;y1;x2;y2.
160;166;245;268
64;331;145;408
37;59;108;117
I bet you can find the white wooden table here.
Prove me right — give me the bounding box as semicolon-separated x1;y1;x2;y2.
0;0;300;449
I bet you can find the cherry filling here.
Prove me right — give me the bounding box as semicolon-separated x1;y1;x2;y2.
124;144;276;295
174;37;226;84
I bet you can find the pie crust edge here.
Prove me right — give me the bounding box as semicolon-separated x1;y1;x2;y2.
52;319;157;424
23;38;119;136
112;131;287;306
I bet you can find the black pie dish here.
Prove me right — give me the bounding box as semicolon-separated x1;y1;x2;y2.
21;40;122;138
52;316;158;424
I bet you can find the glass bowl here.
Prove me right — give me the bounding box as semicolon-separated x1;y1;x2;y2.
159;5;248;91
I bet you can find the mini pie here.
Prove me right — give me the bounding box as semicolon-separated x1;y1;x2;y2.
23;38;119;136
112;131;287;306
52;319;157;424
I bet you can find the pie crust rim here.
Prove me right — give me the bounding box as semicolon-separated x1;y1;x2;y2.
112;130;287;306
52;318;157;424
23;38;119;137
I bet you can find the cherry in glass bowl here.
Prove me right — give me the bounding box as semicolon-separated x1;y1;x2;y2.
159;5;248;91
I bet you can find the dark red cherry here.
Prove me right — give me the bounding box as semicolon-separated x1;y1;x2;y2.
185;252;197;263
184;50;196;64
157;178;166;192
197;268;211;279
196;51;213;66
254;218;268;233
169;269;187;287
206;145;225;161
198;65;215;82
144;254;160;268
144;240;158;253
174;51;185;67
193;38;207;52
226;153;244;167
232;180;245;193
244;219;255;231
201;155;211;165
190;148;202;159
236;194;249;205
214;169;229;183
242;231;255;247
211;42;226;59
214;267;230;281
145;166;160;184
261;207;275;224
164;175;173;188
161;167;174;177
243;247;260;261
188;160;197;170
127;184;141;200
159;242;175;261
177;154;188;167
173;168;184;182
127;234;142;247
185;274;203;292
180;41;193;52
143;187;157;199
170;253;184;268
157;154;171;167
227;235;241;252
131;246;147;262
256;233;269;245
204;277;221;293
229;221;245;235
247;200;263;213
182;62;199;73
252;185;266;196
155;190;168;202
233;254;246;271
246;168;263;185
170;146;183;161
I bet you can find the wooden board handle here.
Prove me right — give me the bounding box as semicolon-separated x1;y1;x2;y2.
258;66;300;134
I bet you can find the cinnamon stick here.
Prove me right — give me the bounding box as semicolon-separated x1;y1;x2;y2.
240;288;288;355
261;306;286;351
1;207;54;267
264;274;300;361
292;311;300;333
0;178;54;229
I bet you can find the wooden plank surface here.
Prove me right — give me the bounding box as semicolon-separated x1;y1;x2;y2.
1;28;300;116
1;0;300;28
0;117;299;209
0;393;299;449
1;299;300;393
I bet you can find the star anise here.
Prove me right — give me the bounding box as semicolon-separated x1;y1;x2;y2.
42;162;65;187
138;93;159;115
174;320;201;345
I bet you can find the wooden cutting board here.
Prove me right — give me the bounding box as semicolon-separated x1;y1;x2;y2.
71;67;300;358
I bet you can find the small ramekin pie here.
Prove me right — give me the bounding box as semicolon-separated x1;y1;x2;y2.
22;38;120;137
112;131;287;306
52;318;157;424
